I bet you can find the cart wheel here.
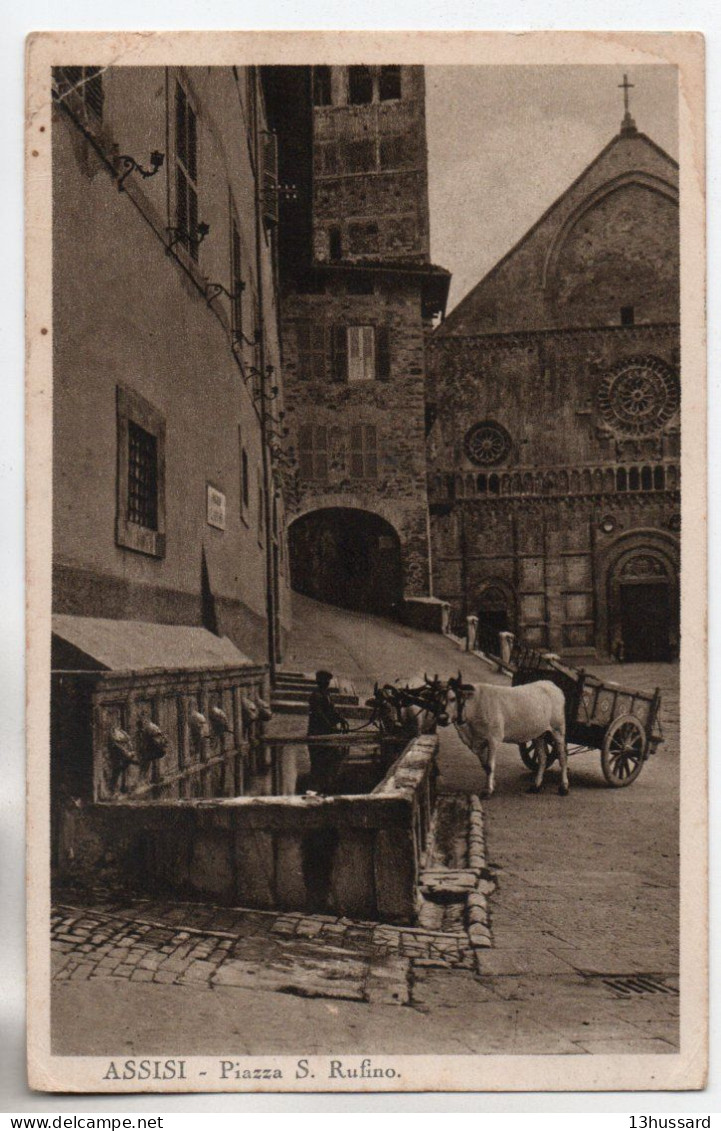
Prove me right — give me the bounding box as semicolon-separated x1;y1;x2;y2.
520;737;556;772
519;742;539;771
601;714;647;787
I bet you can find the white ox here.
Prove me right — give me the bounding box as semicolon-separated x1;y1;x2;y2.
444;673;569;798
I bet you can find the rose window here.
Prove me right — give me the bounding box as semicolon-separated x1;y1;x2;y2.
464;421;512;467
597;357;679;436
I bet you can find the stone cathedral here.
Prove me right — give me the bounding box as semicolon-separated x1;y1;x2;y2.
426;87;680;662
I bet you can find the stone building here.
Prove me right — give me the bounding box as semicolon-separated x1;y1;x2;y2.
427;96;680;661
264;65;449;615
52;65;290;667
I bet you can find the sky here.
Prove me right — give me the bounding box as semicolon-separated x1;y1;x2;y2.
425;65;679;313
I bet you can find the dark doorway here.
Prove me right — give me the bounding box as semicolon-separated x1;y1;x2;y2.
620;583;671;661
476;585;513;655
289;508;403;615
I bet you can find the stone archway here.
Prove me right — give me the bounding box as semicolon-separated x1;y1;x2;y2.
288;508;403;615
475;580;517;655
607;545;679;662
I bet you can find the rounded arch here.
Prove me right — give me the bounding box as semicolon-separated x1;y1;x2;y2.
598;529;679;661
474;578;517;653
542;172;679;289
288;507;403;615
544;173;679;327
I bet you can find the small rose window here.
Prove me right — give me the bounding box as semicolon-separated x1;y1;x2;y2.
463;421;512;467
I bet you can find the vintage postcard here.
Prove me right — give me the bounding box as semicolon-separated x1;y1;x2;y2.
26;30;707;1093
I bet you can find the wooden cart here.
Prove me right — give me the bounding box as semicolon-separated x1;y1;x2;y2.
510;647;663;788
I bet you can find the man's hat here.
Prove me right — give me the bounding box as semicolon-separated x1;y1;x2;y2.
315;669;333;684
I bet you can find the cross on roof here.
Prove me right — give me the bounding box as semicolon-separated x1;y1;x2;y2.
618;73;637;136
619;73;634;114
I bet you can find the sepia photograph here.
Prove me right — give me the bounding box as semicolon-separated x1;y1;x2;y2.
25;31;706;1094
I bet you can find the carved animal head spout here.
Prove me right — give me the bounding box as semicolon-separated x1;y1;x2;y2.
254;695;273;722
139;717;169;762
107;727;137;793
189;710;210;742
209;705;232;736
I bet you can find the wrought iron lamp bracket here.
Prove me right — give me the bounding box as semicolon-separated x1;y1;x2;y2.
116;150;165;192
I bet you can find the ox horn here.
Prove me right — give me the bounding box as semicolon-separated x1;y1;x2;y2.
457;670;463;684
424;672;430;684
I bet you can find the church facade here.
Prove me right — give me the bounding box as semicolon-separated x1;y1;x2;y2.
426;102;680;661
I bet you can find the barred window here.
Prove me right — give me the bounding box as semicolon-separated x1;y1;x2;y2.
298;424;329;481
116;387;165;558
350;423;378;479
175;81;199;259
127;422;159;530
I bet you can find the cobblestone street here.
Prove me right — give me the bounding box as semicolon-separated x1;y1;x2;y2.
52;601;680;1057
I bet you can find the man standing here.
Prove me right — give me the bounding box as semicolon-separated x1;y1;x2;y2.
306;669;350;791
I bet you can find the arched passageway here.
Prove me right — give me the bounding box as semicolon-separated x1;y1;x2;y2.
289;508;403;615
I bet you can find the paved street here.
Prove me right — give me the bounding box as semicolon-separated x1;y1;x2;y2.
53;597;679;1056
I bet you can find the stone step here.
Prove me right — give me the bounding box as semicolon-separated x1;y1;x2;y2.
271;700;373;719
271;688;359;705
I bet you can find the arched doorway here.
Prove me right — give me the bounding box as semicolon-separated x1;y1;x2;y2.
608;548;679;662
476;581;516;655
289;508;403;615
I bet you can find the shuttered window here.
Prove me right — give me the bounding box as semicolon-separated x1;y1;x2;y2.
348;325;376;382
175;81;199;260
350;424;378;480
298;325;391;383
376;326;391;380
298;424;329;481
297;323;327;381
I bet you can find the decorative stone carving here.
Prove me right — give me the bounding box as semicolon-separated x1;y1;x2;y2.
463;420;512;467
597;356;679;436
620;553;666;577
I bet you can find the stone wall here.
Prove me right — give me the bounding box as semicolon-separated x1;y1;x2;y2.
52;66;291;664
282;275;432;598
55;735;438;924
312;66;430;264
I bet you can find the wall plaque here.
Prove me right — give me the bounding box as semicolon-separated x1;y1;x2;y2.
206;484;226;530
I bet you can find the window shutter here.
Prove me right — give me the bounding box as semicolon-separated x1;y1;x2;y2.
316;426;329;480
364;424;379;478
187;104;198;181
331;325;348;382
297;425;313;478
297;323;312;380
376;326;391;380
311;324;327;382
350;424;364;478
